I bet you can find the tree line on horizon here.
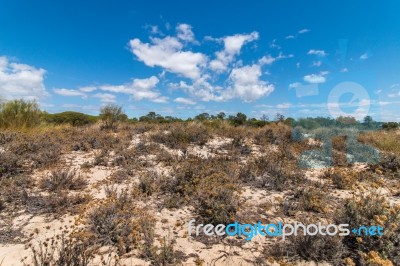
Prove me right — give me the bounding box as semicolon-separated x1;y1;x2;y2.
0;99;399;130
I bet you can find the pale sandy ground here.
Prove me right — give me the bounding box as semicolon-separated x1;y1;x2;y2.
1;135;398;265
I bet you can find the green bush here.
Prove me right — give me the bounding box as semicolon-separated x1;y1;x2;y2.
45;111;98;126
0;99;43;128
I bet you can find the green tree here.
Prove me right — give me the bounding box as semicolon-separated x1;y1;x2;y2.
99;104;125;130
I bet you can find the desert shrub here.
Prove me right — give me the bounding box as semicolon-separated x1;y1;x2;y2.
266;233;344;264
161;157;240;214
82;188;155;255
193;172;241;224
281;187;329;215
323;168;360;190
139;171;159;196
0;99;43;129
99;104;126;131
254;123;292;146
39;170;87;192
241;153;304;191
378;154;400;174
359;130;400;155
141;236;184;266
0;151;23;178
151;123;210;149
27;191;91;215
9;133;61;169
24;233;119;266
336;193;400;264
0;175;34;210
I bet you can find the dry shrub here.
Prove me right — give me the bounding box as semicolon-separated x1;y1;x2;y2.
39;170;87;192
9;133;61;169
151;122;211;149
24;233;118;266
336;193;400;264
240;152;304;191
161;157;241;224
282;186;330;215
254;123;292;146
80;188;155;255
323;168;360;190
138;171;160;196
27;191;91;215
0;175;33;208
266;233;344;264
193;172;241;224
0;151;23;178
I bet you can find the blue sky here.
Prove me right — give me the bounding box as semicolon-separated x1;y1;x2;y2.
1;0;400;121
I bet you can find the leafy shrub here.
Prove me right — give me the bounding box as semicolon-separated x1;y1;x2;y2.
39;170;87;192
0;99;43;129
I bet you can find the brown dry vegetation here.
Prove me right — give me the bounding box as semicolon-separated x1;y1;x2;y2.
0;121;399;265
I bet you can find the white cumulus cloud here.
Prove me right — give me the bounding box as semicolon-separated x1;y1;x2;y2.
174;97;196;105
308;49;327;57
209;32;259;72
0;56;47;100
303;71;328;84
100;76;168;103
227;64;274;102
129;36;207;79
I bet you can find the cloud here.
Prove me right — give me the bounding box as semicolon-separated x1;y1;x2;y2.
277;103;291;109
259;52;293;66
100;76;168;103
298;29;310;34
53;88;87;98
312;61;322;67
289;82;301;89
174;97;196;105
176;23;196;43
129;35;207;79
303;71;328;84
227;64;274;102
308;49;327;57
285;35;295;39
209;32;259;72
360;53;369;60
94;93;116;103
0;56;47;100
79;86;97;92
